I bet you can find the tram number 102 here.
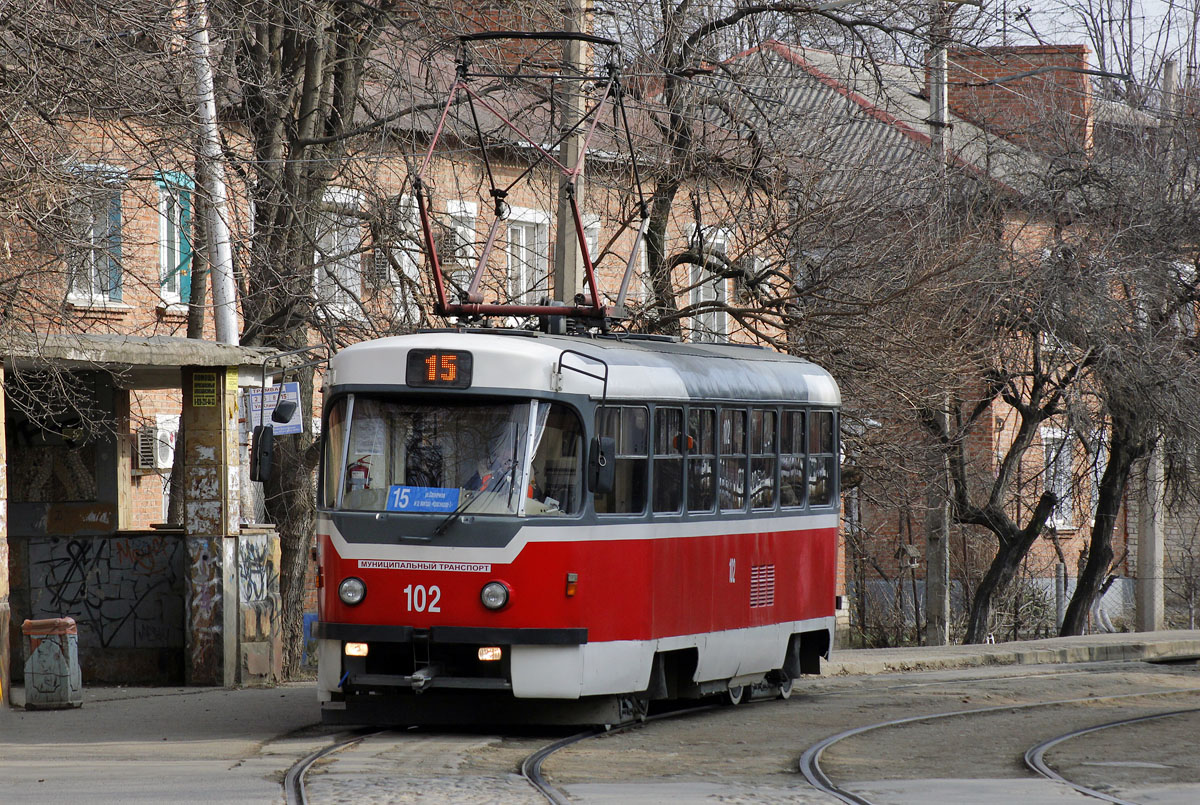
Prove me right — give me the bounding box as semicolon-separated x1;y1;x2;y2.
403;584;442;613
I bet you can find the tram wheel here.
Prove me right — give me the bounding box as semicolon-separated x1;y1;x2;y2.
617;694;649;723
724;684;746;706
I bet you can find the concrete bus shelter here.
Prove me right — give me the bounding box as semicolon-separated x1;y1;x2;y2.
1;335;286;706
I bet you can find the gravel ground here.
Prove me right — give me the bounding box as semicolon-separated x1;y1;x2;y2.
298;661;1200;804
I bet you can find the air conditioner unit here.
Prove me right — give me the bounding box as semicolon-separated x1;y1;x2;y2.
136;419;177;471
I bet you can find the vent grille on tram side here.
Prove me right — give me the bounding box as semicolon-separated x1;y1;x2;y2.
750;564;776;608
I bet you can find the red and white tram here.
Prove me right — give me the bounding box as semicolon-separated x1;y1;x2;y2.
313;328;840;725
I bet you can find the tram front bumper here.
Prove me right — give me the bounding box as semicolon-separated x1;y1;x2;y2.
314;621;588;698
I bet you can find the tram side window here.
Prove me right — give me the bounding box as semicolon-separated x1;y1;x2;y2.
653;407;684;514
750;409;777;509
809;410;836;506
322;400;347;507
687;408;716;513
719;408;747;511
780;410;806;508
528;403;584;515
595;405;648;514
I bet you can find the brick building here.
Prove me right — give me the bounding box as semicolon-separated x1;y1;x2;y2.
3;13;1174;699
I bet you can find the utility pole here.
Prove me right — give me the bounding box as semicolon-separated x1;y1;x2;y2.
1134;62;1174;633
924;0;952;647
188;0;238;345
552;0;589;304
1136;445;1165;631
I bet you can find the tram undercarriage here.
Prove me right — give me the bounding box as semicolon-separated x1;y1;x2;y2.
316;623;831;726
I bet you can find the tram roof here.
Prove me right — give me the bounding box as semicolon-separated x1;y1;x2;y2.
329;330;840;406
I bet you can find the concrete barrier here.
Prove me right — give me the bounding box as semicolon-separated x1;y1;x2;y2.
22;618;82;710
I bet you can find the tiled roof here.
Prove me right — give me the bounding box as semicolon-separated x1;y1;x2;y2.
718;42;1042;200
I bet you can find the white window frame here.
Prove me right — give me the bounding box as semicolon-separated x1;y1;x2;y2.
66;163;126;305
445;199;478;267
1172;260;1199;337
687;225;730;342
157;178;191;307
375;194;422;326
1041;426;1075;529
314;187;364;317
582;215;601;266
631;236;656;303
506;205;550;304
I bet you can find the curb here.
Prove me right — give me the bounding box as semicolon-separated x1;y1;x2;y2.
824;636;1200;676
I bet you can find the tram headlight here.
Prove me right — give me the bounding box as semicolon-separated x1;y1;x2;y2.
338;577;367;606
480;581;510;610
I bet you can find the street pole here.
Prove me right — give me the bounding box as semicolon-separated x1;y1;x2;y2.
551;0;589;305
1131;63;1175;633
925;1;951;647
189;0;238;345
925;400;951;646
1136;444;1165;632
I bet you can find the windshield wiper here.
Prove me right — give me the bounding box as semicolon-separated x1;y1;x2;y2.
433;422;520;537
432;461;514;537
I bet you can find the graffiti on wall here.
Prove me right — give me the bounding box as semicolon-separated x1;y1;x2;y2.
29;535;185;648
238;534;277;605
186;536;223;682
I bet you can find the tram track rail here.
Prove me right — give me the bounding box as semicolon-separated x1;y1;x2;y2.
797;686;1200;805
284;729;384;805
1023;706;1200;805
284;665;1200;804
520;702;721;804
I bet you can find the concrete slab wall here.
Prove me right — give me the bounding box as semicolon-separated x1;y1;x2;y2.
10;533;185;684
8;527;281;688
182;366;240;686
237;528;282;685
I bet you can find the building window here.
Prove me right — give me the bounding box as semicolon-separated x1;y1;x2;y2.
632;237;653;303
372;195;421;326
688;226;729;342
445;200;477;267
314;188;363;315
67;166;125;303
583;217;600;266
1042;427;1074;528
157;173;192;306
506;206;550;304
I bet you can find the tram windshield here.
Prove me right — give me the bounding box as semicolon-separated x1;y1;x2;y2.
322;395;584;517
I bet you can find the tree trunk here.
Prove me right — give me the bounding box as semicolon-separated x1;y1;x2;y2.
263;392;317;677
963;493;1058;643
268;443;315;677
964;531;1032;643
1061;419;1142;636
645;179;682;337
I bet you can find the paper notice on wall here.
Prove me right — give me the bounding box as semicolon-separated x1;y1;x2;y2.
246;382;303;435
352;418;385;456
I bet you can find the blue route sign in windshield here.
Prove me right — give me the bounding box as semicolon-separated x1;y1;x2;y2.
386;485;461;513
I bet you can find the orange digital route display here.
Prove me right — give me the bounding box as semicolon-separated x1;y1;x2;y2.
405;349;473;389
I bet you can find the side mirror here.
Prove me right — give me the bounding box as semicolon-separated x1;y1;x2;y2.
250;424;275;482
588;435;615;495
272;399;298;424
